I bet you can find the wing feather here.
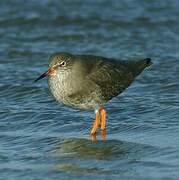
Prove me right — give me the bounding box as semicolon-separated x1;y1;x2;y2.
87;59;134;101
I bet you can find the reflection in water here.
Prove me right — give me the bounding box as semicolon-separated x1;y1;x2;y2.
53;138;127;159
54;163;111;174
51;138;157;175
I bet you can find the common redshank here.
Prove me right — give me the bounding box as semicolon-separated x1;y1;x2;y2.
35;52;152;139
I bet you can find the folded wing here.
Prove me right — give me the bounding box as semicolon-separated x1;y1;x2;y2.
87;58;134;101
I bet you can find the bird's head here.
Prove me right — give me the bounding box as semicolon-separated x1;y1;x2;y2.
35;52;75;82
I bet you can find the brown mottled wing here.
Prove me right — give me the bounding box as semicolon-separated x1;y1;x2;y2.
87;58;134;101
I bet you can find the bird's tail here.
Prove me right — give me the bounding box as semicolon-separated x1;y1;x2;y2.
125;58;152;77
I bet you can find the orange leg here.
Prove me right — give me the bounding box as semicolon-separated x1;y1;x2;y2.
90;110;100;135
100;108;106;130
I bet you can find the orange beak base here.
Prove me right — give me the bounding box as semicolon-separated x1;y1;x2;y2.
35;68;56;82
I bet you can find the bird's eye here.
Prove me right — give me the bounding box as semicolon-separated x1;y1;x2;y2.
59;61;66;67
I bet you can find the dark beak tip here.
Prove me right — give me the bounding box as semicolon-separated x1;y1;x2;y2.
34;78;38;83
34;77;41;83
34;72;47;82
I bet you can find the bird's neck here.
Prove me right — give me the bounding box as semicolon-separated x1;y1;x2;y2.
48;73;80;102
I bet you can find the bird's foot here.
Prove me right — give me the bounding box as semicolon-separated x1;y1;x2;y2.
100;129;106;141
90;132;97;141
90;130;106;141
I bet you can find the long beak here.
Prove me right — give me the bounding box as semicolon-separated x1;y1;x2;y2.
34;68;56;82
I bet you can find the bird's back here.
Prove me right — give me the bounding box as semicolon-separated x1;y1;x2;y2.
77;55;152;102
